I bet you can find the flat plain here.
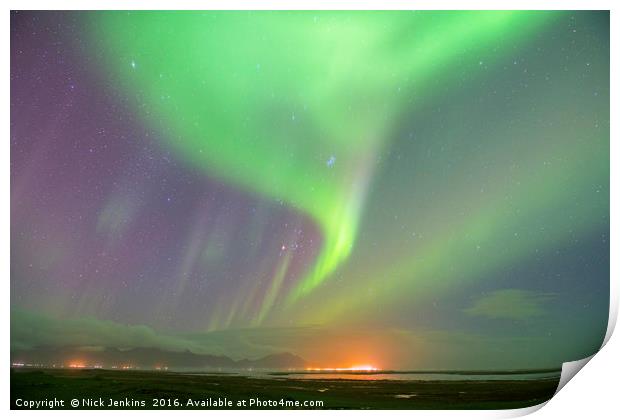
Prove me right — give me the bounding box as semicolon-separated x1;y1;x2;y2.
11;368;560;410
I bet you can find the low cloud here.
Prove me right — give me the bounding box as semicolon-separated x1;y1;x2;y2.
10;309;303;359
11;309;204;353
464;289;556;320
13;306;585;370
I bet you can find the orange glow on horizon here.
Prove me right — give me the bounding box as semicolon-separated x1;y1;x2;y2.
68;361;86;368
305;365;379;372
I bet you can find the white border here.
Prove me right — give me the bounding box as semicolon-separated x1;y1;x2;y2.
3;1;617;419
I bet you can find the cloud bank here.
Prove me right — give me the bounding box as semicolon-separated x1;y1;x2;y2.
464;289;556;320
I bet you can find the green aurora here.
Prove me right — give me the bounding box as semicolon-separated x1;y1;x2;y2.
89;11;563;324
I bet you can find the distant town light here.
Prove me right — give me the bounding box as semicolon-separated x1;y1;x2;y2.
305;365;379;372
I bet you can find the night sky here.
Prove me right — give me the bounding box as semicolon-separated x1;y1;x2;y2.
11;11;609;369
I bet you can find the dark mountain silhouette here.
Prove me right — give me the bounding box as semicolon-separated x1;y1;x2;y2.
11;346;307;370
235;352;307;368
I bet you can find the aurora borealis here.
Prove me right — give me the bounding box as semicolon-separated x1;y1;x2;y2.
11;11;609;370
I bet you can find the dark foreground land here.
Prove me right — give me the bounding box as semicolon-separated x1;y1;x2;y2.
11;368;560;410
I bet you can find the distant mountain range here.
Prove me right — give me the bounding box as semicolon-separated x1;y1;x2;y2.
11;346;308;370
